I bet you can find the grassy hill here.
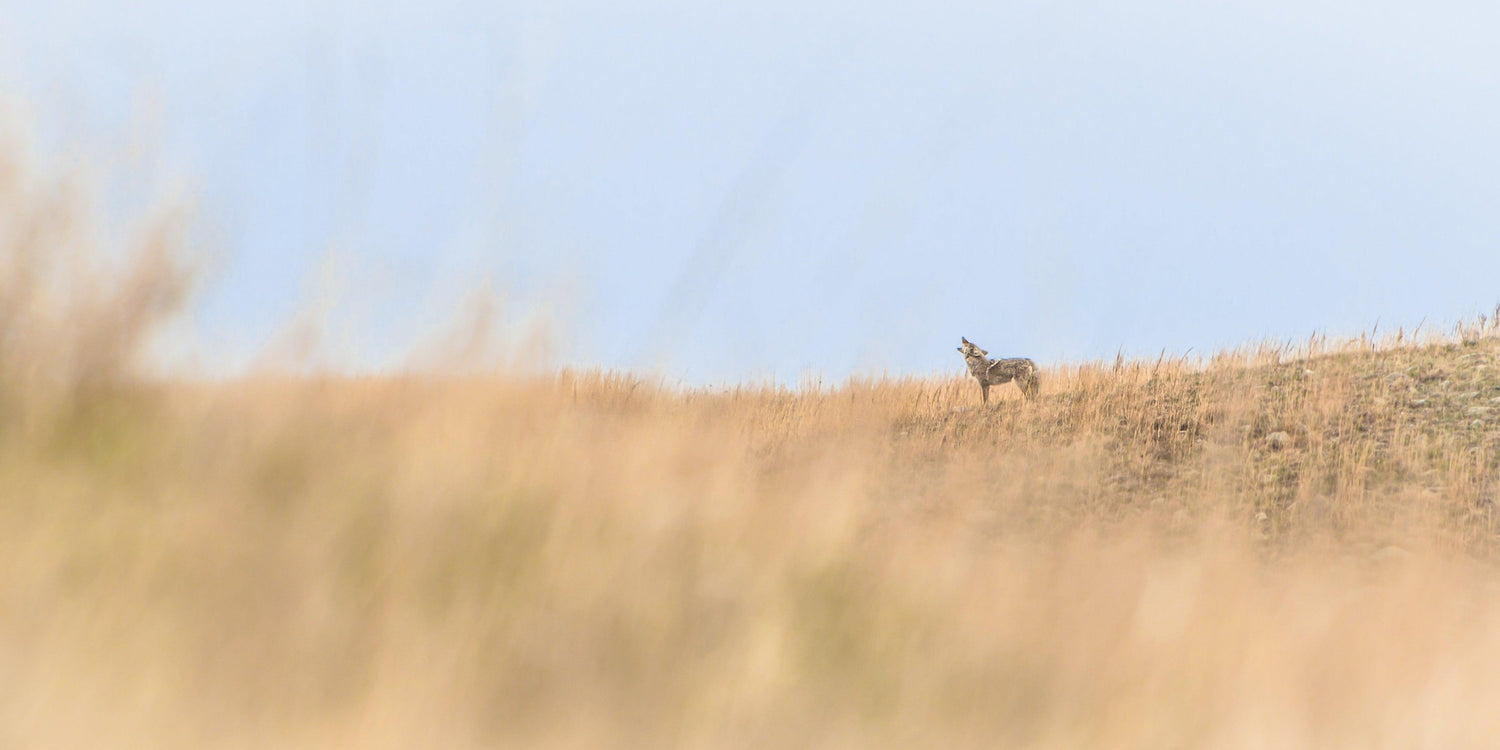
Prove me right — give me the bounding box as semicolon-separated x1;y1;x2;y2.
8;136;1500;747
6;323;1500;748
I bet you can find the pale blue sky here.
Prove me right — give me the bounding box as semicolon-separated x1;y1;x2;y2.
3;0;1499;382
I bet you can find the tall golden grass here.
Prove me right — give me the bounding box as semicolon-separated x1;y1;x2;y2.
6;126;1500;749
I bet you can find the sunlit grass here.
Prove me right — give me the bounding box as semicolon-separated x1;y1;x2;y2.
7;123;1500;748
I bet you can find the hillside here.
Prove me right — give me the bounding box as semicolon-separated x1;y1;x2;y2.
5;322;1500;747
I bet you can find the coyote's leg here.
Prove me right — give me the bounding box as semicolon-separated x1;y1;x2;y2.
981;382;990;406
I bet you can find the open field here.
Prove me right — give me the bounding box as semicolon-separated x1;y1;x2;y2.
8;319;1500;747
9;133;1500;748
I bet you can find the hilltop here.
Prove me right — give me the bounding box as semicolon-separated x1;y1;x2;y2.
6;321;1500;747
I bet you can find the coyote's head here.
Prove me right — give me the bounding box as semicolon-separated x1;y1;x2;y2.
958;337;987;359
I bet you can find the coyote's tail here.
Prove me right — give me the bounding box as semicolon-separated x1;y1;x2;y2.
1018;364;1040;400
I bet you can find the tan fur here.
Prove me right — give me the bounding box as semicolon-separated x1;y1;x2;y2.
957;337;1039;404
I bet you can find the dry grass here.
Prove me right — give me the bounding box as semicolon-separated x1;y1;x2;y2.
9;130;1500;749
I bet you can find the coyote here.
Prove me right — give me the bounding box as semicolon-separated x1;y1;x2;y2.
958;337;1039;404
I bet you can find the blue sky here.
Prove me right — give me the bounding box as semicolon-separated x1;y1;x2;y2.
3;0;1499;382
